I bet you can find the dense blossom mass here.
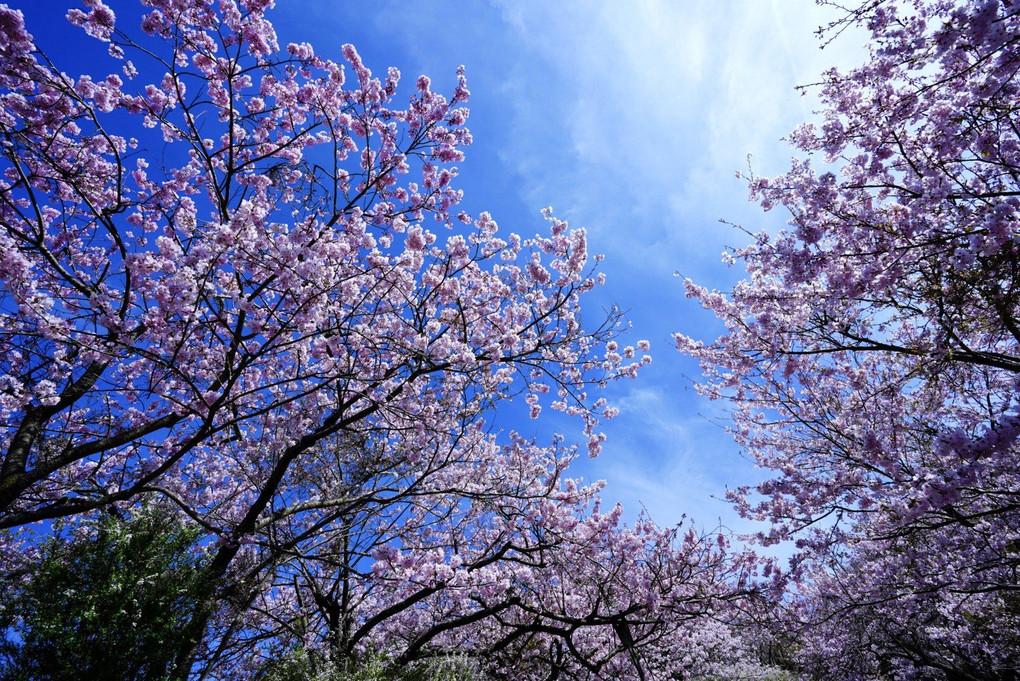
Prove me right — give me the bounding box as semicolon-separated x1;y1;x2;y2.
0;1;774;679
679;0;1020;678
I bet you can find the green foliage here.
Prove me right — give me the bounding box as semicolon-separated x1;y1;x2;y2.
0;507;206;681
255;649;482;681
390;656;482;681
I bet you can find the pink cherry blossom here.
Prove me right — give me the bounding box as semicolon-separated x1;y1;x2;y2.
678;1;1020;677
0;2;768;678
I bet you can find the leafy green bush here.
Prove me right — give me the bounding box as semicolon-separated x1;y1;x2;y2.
0;508;206;681
256;648;482;681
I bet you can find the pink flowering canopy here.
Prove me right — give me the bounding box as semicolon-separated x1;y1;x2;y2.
678;0;1020;677
0;1;774;678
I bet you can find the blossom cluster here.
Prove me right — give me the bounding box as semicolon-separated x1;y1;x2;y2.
678;1;1020;677
0;2;767;678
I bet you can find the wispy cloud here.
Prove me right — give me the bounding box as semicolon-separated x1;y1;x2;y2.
489;1;867;271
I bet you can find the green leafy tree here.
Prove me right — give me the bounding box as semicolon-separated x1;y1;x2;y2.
0;508;206;681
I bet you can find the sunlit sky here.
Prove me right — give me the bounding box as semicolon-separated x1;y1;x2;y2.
274;0;870;536
12;0;868;536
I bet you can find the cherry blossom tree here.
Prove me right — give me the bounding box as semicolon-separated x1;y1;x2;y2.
0;2;770;678
678;0;1020;677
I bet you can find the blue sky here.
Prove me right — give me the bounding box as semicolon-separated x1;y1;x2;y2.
11;1;867;536
275;0;867;535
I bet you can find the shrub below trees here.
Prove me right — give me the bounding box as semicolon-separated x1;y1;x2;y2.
0;507;205;681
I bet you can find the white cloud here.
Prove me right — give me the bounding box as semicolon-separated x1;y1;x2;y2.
487;0;868;278
579;383;771;533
